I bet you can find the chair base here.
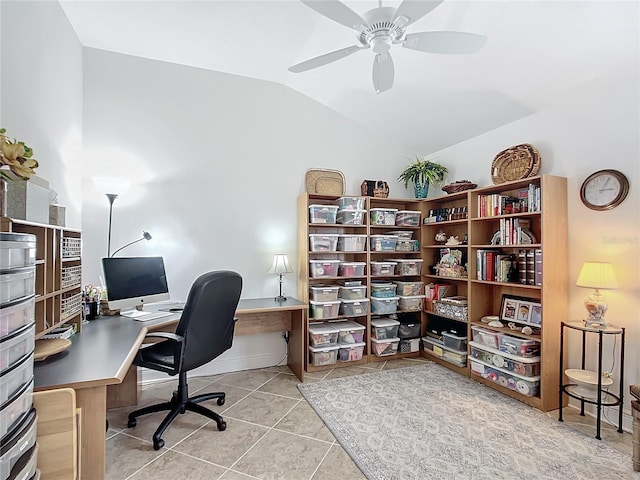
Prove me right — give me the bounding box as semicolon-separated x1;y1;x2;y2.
127;373;227;450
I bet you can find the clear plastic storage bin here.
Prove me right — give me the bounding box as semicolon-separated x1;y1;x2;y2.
338;262;366;277
0;268;35;306
0;324;35;372
370;337;400;357
393;281;423;296
499;334;540;357
336;197;366;210
422;337;468;366
338;285;367;300
338;342;366;362
395;239;419;252
308;322;340;346
390;258;423;275
469;341;541;377
470;360;540;397
339;298;369;317
309;234;339;252
442;331;468;351
337;234;367;252
309;204;339;224
370;297;399;315
308;344;339;366
395;210;421;226
336;209;366;225
399;338;421;353
471;326;501;349
370;208;397;225
0;297;35;338
309;260;340;278
333;320;366;344
0;233;36;271
0;379;33;440
370;282;397;298
388;231;413;239
370;317;400;339
370;235;398;252
397;319;421;339
370;261;397;276
309;301;341;320
309;286;340;302
398;295;425;312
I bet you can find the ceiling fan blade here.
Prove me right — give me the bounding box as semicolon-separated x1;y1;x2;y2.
372;52;394;94
392;0;443;28
288;45;362;73
301;0;368;30
403;31;487;54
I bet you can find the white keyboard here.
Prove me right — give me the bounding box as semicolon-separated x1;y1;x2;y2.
133;311;174;322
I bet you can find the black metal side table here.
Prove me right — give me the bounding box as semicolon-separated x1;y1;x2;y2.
558;321;625;440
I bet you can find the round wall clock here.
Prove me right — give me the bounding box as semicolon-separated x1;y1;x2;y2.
580;169;629;211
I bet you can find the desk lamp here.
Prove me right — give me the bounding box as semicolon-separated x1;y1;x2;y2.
269;254;293;301
111;231;152;257
576;261;618;328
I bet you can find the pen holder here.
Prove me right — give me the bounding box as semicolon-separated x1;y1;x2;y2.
84;300;98;320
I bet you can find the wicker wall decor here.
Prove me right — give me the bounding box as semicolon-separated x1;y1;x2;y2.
491;144;541;184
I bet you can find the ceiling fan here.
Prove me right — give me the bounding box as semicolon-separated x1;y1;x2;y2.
288;0;487;94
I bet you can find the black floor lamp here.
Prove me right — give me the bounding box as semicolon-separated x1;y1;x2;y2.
106;193;118;257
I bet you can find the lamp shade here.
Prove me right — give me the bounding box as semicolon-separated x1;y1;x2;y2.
269;254;292;275
576;262;618;290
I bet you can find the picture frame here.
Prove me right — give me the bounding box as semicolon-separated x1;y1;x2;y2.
499;294;542;326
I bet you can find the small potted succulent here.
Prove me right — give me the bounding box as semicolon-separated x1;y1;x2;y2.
397;156;448;198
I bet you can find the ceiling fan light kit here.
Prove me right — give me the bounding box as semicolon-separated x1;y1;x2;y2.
289;0;487;93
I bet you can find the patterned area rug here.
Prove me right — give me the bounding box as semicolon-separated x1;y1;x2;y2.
298;363;636;480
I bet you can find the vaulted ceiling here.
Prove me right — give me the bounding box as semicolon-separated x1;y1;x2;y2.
59;0;638;154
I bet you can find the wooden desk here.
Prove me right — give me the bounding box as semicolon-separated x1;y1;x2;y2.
33;298;307;480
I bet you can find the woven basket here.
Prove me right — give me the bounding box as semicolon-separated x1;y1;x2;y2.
361;180;389;198
305;169;345;195
442;181;477;194
491;144;541;184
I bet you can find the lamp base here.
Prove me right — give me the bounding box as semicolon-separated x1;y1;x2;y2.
274;295;288;302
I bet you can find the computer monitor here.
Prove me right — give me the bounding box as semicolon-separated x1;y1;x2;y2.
101;256;170;316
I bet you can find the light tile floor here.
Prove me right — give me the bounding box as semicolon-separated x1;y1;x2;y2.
106;358;634;479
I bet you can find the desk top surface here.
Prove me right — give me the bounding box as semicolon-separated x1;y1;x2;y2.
33;297;306;391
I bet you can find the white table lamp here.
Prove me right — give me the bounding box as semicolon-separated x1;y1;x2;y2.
576;261;618;328
269;254;293;302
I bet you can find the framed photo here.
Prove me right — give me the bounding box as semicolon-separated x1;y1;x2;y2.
500;294;541;326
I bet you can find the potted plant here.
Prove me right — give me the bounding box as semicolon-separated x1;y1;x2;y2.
397;156;448;198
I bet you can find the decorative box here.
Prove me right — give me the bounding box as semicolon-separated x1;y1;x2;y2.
433;297;468;321
49;204;66;226
6;176;50;224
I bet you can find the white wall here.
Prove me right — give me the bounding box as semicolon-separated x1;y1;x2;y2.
81;48;415;375
429;68;640;426
0;1;83;227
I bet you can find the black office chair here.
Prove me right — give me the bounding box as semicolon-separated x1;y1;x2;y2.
127;270;242;450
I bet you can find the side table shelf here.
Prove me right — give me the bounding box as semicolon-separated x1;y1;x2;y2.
558;321;625;440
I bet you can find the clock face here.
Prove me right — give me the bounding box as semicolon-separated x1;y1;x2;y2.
580;169;629;210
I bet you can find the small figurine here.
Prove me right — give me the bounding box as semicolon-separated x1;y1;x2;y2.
435;230;447;243
445;236;461;246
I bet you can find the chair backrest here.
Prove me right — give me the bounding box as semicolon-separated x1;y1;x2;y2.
174;270;242;372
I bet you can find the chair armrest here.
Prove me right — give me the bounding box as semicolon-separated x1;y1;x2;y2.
631;385;640;402
144;332;183;343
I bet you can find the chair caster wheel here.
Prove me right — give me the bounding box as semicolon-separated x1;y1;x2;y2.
217;397;225;406
127;418;137;428
153;438;164;450
217;421;227;431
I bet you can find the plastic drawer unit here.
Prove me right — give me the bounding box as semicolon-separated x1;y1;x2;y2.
370;317;400;339
0;297;35;338
309;204;338;224
370;297;399;315
309;286;340;302
370;337;400;357
369;208;397;225
0;379;33;440
339;298;369;317
309;234;339;252
0;353;34;406
0;407;37;480
0;268;35;307
0;233;36;271
0;324;35;372
308;344;339;366
336;209;366;225
308;322;339;347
